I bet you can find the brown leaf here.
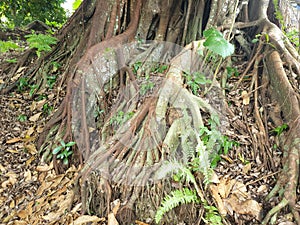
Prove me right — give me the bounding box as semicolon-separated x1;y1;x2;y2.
241;90;250;105
6;137;22;144
25;144;37;155
29;112;42;122
26;127;35;137
73;215;104;225
17;209;29;219
108;213;119;225
225;195;262;220
36;163;53;172
209;184;227;216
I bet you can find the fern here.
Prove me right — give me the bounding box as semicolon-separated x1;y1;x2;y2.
25;33;58;57
155;188;199;223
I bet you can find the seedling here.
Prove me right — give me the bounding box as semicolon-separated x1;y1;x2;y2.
132;61;142;75
110;111;134;126
46;75;57;89
226;66;239;78
140;79;155;95
272;124;288;136
52;140;76;165
17;78;29;92
18;114;27;122
151;63;168;73
29;84;38;97
184;71;212;95
42;103;53;115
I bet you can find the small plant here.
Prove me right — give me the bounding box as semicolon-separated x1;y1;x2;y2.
0;40;23;53
47;75;57;89
151;63;168;74
140;79;155;95
94;106;104;119
18;114;27;122
17;77;29;92
52;140;76;165
199;117;239;169
272;124;288;136
36;94;48;101
29;84;38;97
132;61;143;75
110;111;134;126
25;32;58;57
6;58;17;63
184;71;212;95
226;66;239;78
42;103;53;115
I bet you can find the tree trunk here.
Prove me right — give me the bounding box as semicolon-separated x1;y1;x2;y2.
1;0;300;224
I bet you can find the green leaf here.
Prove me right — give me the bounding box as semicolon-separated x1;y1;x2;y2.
63;158;69;165
203;28;234;58
65;141;76;147
53;146;63;154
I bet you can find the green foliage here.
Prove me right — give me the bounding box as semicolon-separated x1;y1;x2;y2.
72;0;83;11
226;66;239;78
29;84;38;97
151;63;168;74
203;28;234;58
140;78;155;95
52;140;76;165
184;71;212;95
0;0;66;28
6;58;18;63
203;205;223;225
272;124;288;136
18;114;27;122
110;111;134;126
42;103;53;115
199;116;239;169
0;40;23;53
17;77;29;92
25;32;58;57
132;61;142;75
286;29;299;49
155;188;199;223
47;75;57;89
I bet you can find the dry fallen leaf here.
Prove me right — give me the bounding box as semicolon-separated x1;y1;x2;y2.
209;184;227;216
6;137;22;144
241;90;250;105
24;170;32;183
26;127;35;137
25;144;37;155
73;215;104;225
224;195;262;220
29;112;42;122
108;213;119;225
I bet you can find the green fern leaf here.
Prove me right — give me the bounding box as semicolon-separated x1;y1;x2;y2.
155;188;199;223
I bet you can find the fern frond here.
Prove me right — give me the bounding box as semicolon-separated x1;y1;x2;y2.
155;188;199;223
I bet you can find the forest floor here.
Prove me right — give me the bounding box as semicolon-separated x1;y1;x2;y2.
0;41;293;224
